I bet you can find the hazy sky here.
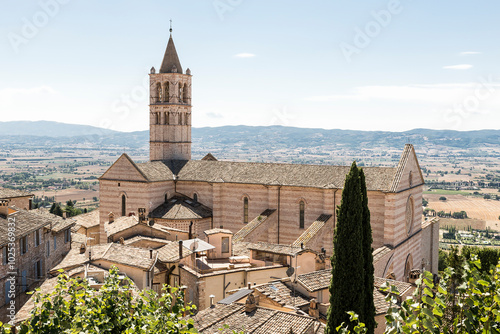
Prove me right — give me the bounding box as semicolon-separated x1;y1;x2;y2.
1;1;499;132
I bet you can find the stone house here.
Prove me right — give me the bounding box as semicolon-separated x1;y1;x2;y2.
0;200;74;321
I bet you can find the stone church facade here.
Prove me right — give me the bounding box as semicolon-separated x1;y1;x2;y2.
98;32;438;283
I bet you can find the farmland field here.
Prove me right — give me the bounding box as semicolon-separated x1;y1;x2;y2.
426;194;500;231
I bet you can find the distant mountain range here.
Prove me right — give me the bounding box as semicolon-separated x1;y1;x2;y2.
0;121;499;150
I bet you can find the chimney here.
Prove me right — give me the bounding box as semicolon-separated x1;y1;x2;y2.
108;212;114;224
62;211;67;219
247;282;252;289
178;240;183;259
0;200;9;217
189;221;193;239
245;293;257;313
308;298;319;319
79;243;86;254
300;242;304;250
209;294;215;308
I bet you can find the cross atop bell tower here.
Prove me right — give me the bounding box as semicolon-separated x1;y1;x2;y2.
149;28;192;161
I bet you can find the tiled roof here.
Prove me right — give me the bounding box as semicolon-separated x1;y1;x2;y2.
373;246;393;264
246;242;312;256
255;281;310;308
105;215;140;236
73;210;99;229
157;241;193;262
176;160;396;191
233;209;276;243
149;194;212;220
132;160;396;191
100;243;156;270
232;241;251;257
123;235;170;247
388;144;424;192
296;269;331;292
252;311;318;334
51;243;157;272
0;207;75;246
373;288;390;315
0;188;33;199
191;303;324;334
205;228;233;236
292;214;332;247
374;277;413;296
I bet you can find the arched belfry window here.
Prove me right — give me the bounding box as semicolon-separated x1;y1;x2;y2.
166;112;170;125
243;197;249;223
183;83;188;103
164;82;170;102
121;195;126;216
178;84;182;102
299;201;305;229
156;83;162;103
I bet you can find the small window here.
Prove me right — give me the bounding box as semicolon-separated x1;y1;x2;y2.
221;237;230;253
5;280;11;303
46;241;50;257
34;260;42;280
243;197;249;223
34;229;41;247
21;270;27;292
193;193;198;202
299;201;305;229
20;235;28;255
64;229;71;244
53;236;57;250
121;195;126;216
409;171;413;187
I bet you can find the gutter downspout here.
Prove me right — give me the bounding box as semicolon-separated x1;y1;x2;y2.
333;189;339;230
277;186;281;244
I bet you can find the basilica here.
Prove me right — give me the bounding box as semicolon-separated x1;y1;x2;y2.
98;31;438;285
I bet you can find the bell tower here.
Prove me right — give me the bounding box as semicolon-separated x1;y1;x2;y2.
149;27;192;161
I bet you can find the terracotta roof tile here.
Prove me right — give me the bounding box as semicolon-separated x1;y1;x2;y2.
149;194;212;220
72;210;99;229
204;228;233;236
255;281;310;308
292;214;332;247
0;188;33;199
296;269;331;292
233;209;276;242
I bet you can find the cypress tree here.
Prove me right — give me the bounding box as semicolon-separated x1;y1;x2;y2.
360;169;375;334
326;162;365;333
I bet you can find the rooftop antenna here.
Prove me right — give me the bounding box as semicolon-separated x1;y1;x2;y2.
169;19;173;35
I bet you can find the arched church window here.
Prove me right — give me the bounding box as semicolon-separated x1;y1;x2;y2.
121;195;126;216
299;201;305;229
404;254;413;282
166;112;170;125
155;112;159;125
183;83;188;103
178;84;182;102
243;197;249;223
193;193;198;202
185;113;189;125
165;193;168;202
178;113;182;125
164;82;170;102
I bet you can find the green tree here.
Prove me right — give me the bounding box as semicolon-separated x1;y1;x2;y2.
359;169;375;334
53;204;63;217
327;162;366;333
0;267;197;333
49;202;56;214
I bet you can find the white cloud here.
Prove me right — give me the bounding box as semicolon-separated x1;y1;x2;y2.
460;51;481;55
443;64;473;70
234;53;256;58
